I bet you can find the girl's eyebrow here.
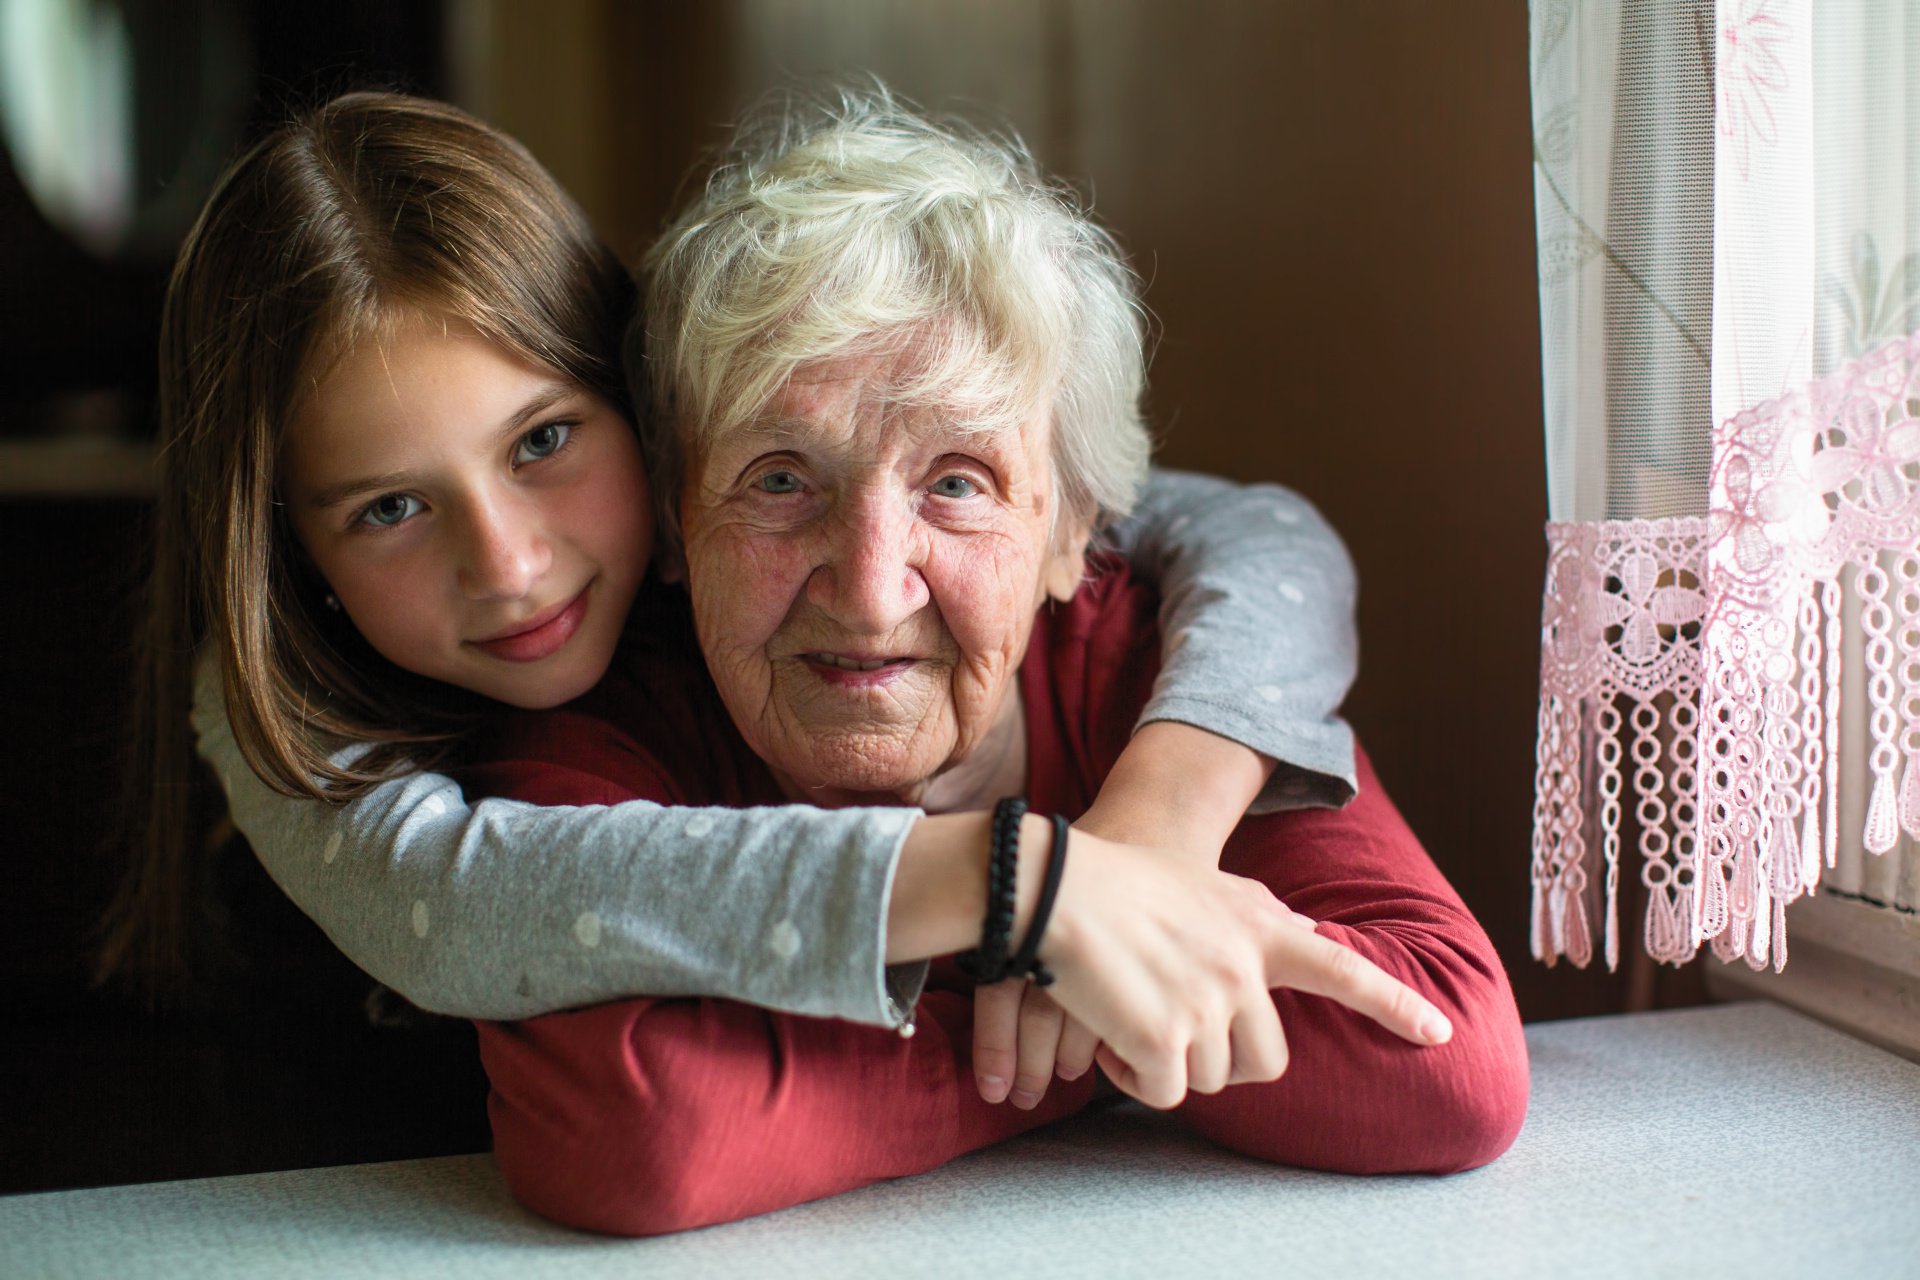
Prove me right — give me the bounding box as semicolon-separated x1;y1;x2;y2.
306;380;580;511
489;381;577;446
307;467;417;513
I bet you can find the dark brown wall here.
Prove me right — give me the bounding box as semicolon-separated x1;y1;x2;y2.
1069;5;1586;1021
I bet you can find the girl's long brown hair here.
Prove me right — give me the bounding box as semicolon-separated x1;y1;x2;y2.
98;92;636;1000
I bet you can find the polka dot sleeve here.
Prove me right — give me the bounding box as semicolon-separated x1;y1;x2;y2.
1109;469;1360;812
192;655;924;1026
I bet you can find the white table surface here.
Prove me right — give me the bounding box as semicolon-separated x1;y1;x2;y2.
5;1001;1917;1279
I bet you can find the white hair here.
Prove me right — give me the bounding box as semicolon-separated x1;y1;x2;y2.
637;84;1151;546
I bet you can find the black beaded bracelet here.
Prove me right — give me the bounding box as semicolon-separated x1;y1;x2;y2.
1005;813;1069;987
956;796;1027;985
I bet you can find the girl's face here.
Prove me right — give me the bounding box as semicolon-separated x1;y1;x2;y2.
282;314;652;709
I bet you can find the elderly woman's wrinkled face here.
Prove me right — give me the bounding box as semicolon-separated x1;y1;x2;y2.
680;352;1090;806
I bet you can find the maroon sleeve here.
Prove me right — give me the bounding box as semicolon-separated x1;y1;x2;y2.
1177;746;1531;1174
461;676;1078;1235
477;986;1091;1236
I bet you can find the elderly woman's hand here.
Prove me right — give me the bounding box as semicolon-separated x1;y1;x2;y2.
970;979;1099;1108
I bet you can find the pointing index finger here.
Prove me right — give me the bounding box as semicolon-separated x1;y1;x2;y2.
1265;925;1453;1046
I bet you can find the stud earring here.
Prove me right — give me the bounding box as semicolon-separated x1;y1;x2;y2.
324;592;342;613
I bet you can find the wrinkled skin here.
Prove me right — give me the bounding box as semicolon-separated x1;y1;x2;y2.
679;351;1089;811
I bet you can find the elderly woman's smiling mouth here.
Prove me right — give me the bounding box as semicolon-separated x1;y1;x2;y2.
776;625;959;718
798;648;922;683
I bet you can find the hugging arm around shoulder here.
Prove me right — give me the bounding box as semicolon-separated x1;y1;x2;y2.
194;467;1363;1023
1114;469;1359;811
194;654;921;1025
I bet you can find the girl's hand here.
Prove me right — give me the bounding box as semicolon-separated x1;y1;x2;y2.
969;897;1319;1109
969;721;1269;1106
1035;835;1452;1110
969;754;1318;1113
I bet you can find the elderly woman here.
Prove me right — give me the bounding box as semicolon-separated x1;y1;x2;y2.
460;91;1528;1236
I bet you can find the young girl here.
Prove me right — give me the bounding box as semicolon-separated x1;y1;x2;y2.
104;92;1372;1087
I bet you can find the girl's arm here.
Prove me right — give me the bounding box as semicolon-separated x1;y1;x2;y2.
195;657;924;1026
1064;469;1357;864
1111;468;1359;817
196;465;1360;1024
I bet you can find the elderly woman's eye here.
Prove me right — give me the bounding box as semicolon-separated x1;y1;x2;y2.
514;422;573;464
756;470;804;494
358;493;423;529
930;474;979;499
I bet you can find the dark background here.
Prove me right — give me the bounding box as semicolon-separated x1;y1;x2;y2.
0;1;1703;1196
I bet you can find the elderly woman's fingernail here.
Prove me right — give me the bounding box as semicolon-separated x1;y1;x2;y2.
1420;1012;1454;1045
1010;1087;1043;1110
978;1074;1009;1102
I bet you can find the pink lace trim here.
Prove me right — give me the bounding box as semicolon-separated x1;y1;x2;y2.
1535;333;1920;971
1535;518;1708;971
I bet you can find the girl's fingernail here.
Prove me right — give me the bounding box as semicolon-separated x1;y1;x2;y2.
1010;1088;1042;1110
979;1074;1009;1101
1056;1062;1086;1081
1420;1012;1454;1045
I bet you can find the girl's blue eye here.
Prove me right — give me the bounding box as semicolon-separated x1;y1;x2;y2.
514;422;572;464
360;493;422;528
930;474;978;499
757;470;803;494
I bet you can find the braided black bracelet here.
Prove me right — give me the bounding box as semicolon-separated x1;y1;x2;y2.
1005;813;1069;987
956;796;1027;985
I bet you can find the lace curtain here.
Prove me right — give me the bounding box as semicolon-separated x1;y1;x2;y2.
1531;0;1920;972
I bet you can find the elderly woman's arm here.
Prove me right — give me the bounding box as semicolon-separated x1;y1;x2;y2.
1178;746;1531;1173
461;718;1468;1235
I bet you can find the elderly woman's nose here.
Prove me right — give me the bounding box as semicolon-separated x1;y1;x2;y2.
805;497;931;632
456;493;552;600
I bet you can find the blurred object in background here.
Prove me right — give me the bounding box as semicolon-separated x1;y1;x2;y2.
0;0;441;452
0;0;250;262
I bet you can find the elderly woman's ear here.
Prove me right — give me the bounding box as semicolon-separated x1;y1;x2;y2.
1042;511;1096;603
